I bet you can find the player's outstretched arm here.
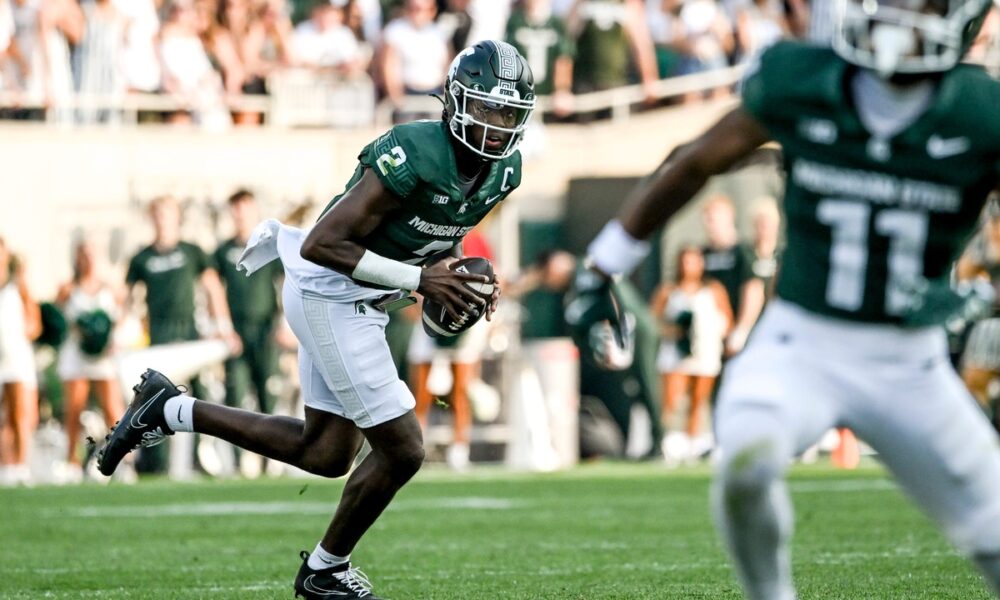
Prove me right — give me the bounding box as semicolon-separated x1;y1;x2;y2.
621;107;771;242
302;168;403;275
588;107;772;278
301;169;489;318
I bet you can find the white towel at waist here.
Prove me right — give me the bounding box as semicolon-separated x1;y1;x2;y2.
238;219;390;302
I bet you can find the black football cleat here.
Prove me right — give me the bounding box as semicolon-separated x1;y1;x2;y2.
294;551;382;599
97;369;181;476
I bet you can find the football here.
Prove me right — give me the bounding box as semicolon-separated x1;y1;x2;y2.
421;257;495;338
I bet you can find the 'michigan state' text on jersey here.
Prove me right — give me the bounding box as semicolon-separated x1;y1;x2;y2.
744;41;1000;324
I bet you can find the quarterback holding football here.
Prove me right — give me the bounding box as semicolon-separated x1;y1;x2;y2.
97;40;534;600
586;0;1000;596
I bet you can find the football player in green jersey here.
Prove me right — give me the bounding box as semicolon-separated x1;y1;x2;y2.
97;40;535;600
586;0;1000;596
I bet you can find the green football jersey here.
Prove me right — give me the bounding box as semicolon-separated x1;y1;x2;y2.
743;41;1000;325
214;238;282;324
573;0;630;91
126;242;209;324
320;120;522;266
505;9;575;96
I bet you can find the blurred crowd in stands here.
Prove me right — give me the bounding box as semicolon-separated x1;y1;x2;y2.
10;0;997;126
0;190;511;484
1;0;1000;485
3;179;1000;484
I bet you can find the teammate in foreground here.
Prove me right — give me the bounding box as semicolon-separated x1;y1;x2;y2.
98;40;534;600
586;0;1000;595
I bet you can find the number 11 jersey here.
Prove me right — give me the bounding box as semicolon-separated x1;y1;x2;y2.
743;41;1000;324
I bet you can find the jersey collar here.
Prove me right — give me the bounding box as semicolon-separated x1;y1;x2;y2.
836;60;950;146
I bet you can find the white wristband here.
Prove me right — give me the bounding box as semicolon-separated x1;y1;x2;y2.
353;250;422;291
586;220;651;276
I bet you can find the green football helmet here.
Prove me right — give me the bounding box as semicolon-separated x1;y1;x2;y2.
444;40;536;160
833;0;994;76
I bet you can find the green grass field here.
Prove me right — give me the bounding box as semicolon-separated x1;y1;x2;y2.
1;462;991;599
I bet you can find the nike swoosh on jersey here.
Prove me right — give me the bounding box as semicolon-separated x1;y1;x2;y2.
130;389;165;429
302;575;350;596
926;135;970;158
485;194;502;205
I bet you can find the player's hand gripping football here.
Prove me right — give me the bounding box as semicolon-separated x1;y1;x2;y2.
418;257;490;322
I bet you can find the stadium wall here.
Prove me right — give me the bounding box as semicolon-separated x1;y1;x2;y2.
0;100;740;297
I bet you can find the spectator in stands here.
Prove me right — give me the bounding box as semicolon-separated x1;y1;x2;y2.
221;0;295;124
0;0;17;98
213;190;283;417
408;227;495;470
958;200;1000;426
646;0;686;78
408;322;490;470
380;0;449;123
506;0;575;116
111;0;161;94
676;0;733;99
342;0;383;45
55;239;125;483
566;0;658;102
158;0;232;129
750;196;781;298
700;194;763;356
650;245;731;464
73;0;128;125
292;0;369;74
194;0;246;96
465;0;513;44
735;0;787;61
437;0;473;51
125;195;238;473
0;237;41;487
8;0;82;122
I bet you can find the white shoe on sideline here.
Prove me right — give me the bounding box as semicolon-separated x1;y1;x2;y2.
661;432;690;467
446;443;470;471
54;462;84;485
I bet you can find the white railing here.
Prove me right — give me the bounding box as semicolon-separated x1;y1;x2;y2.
0;65;746;129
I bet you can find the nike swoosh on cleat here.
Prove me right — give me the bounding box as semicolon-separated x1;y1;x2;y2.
129;389;165;429
302;575;350;596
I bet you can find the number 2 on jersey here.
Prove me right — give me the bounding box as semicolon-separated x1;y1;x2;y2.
817;199;928;315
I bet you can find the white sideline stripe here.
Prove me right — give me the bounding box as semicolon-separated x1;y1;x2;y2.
788;479;897;493
55;496;523;518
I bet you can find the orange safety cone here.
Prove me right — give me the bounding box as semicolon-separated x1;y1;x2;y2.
831;428;860;469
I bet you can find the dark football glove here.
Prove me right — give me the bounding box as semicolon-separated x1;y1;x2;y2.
565;267;636;371
899;277;995;328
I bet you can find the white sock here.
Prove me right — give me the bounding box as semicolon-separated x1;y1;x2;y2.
164;394;196;433
712;409;797;600
308;542;349;570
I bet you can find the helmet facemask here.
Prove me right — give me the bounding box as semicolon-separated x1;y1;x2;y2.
833;0;991;77
447;80;535;160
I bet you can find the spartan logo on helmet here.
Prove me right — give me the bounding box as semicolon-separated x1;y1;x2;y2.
444;40;536;160
833;0;993;76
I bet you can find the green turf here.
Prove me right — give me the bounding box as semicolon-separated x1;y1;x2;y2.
1;462;991;599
